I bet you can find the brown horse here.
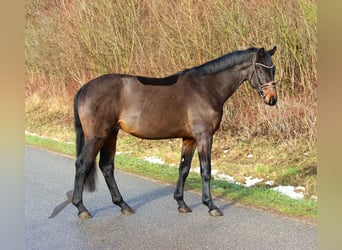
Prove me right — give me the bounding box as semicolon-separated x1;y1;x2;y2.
72;47;277;218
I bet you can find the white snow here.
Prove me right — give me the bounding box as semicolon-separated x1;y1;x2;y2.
295;186;306;192
211;169;219;175
142;156;165;165
244;176;263;187
192;167;201;174
190;167;219;175
311;195;317;201
215;173;235;183
116;150;133;155
271;186;305;200
140;154;307;200
264;180;275;186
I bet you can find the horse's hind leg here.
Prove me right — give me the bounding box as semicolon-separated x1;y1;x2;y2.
72;138;103;218
99;132;135;215
174;138;196;213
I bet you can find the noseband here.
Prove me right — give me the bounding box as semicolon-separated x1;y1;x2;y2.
252;62;276;98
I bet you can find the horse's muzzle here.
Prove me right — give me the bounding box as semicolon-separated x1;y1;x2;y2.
262;87;277;106
267;96;277;106
261;91;277;106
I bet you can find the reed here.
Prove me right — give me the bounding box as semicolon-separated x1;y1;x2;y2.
25;0;317;145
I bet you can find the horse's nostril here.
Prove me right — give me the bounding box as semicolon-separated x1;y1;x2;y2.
269;96;277;106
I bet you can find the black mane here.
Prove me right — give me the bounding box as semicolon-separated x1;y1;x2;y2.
137;47;257;85
191;47;257;76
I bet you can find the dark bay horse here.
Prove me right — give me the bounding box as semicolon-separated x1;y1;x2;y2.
72;46;277;218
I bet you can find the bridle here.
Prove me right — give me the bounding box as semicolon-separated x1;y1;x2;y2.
251;62;276;98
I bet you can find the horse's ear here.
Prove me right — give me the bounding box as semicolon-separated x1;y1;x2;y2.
257;48;265;58
268;46;277;56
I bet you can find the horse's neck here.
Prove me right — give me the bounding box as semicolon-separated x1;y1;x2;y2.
208;66;248;104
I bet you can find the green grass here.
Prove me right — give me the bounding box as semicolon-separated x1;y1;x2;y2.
25;134;316;223
26;134;75;155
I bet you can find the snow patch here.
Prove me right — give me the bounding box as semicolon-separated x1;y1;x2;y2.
140;155;307;200
191;167;218;175
211;169;219;175
142;156;165;165
215;173;235;183
244;176;263;187
264;180;275;186
116;151;133;155
192;167;201;174
271;186;305;200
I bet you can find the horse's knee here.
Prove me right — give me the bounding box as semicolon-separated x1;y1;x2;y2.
179;164;190;176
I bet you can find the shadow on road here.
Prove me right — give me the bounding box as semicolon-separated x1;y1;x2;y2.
48;190;74;218
47;186;236;218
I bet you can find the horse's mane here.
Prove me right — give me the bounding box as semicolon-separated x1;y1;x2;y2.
191;47;257;76
137;47;257;85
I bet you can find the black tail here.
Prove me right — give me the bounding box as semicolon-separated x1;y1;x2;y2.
74;89;97;192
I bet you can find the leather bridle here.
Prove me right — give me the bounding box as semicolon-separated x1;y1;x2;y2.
251;62;276;98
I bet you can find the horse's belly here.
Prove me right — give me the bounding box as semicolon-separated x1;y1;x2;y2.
118;115;190;140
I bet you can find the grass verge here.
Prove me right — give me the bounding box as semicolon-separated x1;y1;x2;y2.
25;134;316;223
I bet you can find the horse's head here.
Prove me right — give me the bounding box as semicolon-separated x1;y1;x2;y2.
248;46;277;106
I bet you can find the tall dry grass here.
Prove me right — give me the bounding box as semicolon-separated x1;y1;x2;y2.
25;0;317;145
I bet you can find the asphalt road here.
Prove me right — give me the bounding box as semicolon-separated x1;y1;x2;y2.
25;146;316;249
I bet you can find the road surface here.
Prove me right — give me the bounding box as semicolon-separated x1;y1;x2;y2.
25;146;316;249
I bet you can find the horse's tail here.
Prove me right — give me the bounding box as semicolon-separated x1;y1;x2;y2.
74;89;97;192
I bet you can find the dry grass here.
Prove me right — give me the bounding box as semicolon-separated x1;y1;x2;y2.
25;0;317;144
25;0;317;197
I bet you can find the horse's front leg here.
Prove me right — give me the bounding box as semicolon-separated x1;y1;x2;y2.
196;134;223;216
174;138;196;213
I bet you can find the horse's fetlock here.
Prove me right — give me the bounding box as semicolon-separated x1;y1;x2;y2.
112;197;124;206
72;198;80;207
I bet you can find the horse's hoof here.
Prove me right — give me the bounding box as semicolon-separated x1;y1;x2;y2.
78;211;92;219
121;207;135;215
208;208;223;216
178;206;192;213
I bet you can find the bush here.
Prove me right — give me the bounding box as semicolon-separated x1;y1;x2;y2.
25;0;317;145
